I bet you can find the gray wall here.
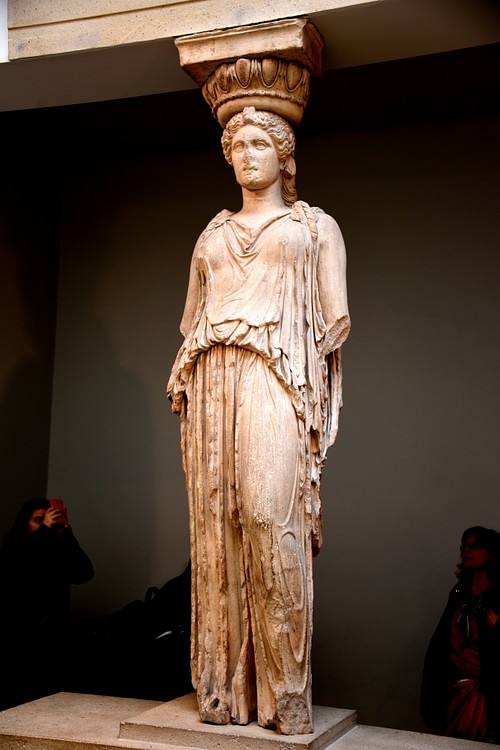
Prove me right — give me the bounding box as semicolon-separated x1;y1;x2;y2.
44;110;500;731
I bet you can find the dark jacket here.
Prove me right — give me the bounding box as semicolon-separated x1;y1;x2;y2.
420;583;500;740
0;524;94;636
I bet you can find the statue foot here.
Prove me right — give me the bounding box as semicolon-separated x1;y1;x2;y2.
199;699;230;725
274;693;314;735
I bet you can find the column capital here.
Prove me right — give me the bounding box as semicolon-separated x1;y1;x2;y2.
175;18;323;126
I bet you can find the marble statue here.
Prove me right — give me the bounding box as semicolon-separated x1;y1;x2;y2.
167;88;349;734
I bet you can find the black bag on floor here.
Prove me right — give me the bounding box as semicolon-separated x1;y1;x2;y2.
73;563;192;701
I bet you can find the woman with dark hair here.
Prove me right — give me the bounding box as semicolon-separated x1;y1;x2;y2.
5;497;51;539
0;498;94;709
421;526;500;743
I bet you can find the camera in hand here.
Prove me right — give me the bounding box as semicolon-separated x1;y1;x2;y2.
49;498;68;526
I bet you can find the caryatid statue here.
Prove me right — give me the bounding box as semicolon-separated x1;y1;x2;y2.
167;34;350;735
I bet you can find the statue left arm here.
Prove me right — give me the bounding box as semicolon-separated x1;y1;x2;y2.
316;211;350;355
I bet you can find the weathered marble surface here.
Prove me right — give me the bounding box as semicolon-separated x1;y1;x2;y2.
168;98;350;735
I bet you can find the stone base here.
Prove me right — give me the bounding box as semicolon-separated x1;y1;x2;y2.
0;691;490;750
0;692;162;749
119;692;356;749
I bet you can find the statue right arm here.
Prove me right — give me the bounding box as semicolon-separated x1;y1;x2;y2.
178;211;230;337
180;249;201;337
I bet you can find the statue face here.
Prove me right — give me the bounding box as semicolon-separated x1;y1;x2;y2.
231;124;281;192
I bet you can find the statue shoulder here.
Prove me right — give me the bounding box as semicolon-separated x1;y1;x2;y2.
291;202;341;242
195;209;232;249
206;209;232;232
290;201;318;240
309;207;344;247
310;205;339;227
314;208;342;239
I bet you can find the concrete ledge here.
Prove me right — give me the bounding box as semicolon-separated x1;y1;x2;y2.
0;692;163;749
334;724;490;750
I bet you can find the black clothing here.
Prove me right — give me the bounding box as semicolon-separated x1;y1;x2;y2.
0;524;93;633
0;524;94;708
421;583;500;743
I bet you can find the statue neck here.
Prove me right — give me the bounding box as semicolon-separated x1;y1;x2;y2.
234;183;287;229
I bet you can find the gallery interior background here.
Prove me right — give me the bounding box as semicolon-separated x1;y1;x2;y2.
1;1;499;735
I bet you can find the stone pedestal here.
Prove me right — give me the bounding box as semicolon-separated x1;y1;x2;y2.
119;692;356;749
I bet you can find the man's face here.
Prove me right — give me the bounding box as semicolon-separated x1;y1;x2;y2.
231;125;281;192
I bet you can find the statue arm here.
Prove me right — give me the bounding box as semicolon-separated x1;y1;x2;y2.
178;210;229;337
180;249;201;337
316;211;350;355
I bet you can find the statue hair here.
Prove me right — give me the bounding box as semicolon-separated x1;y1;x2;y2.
221;106;297;207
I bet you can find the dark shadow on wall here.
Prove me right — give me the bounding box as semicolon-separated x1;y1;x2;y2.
47;162;160;618
0;169;60;537
0;144;167;634
50;316;160;618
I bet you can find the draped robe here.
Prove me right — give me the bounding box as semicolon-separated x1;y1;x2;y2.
167;201;349;734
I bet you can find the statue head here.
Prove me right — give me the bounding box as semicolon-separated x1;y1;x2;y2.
221;107;297;207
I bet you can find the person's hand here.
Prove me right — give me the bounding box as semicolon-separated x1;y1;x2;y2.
486;609;500;627
43;506;69;530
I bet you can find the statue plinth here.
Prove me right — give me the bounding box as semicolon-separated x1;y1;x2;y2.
119;692;357;749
